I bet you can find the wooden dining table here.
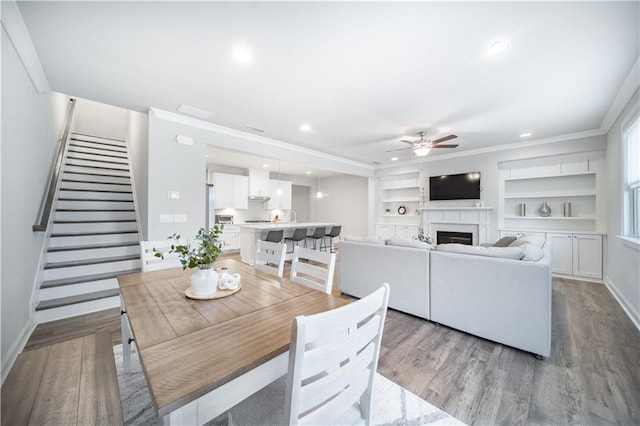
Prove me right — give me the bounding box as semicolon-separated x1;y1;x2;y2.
118;258;350;425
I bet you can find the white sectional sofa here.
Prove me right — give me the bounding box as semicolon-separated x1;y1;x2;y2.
338;237;553;357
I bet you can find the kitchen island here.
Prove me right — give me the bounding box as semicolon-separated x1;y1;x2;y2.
239;222;336;265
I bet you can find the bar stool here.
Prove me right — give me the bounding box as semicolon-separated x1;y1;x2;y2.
285;228;307;254
306;227;326;250
322;225;342;253
264;229;284;243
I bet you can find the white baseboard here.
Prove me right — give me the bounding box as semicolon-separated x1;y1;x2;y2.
604;276;640;332
1;318;36;385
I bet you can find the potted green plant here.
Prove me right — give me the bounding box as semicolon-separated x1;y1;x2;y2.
413;227;433;246
155;225;225;296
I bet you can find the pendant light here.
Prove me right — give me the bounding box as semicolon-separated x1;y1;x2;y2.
276;160;283;196
316;175;323;199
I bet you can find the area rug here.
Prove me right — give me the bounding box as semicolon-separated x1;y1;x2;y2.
114;345;465;425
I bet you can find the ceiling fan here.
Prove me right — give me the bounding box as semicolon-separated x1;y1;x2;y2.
387;131;459;157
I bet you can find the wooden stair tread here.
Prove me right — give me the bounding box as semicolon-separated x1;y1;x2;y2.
61;178;131;186
63;170;131;180
50;230;138;237
45;254;140;270
36;288;121;311
56;208;135;212
53;219;137;224
58;188;133;194
41;268;141;289
67;148;128;158
48;241;140;252
57;198;134;202
71;133;126;143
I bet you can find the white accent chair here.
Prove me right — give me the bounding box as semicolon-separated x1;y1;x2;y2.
254;240;287;277
139;240;182;272
229;283;390;425
290;246;336;294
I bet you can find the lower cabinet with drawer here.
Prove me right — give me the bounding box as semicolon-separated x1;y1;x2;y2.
375;224;419;240
220;225;240;251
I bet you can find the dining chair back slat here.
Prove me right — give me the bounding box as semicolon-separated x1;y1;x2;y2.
254;240;287;277
140;240;182;272
290;246;335;294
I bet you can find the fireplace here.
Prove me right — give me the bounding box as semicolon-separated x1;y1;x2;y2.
437;231;473;245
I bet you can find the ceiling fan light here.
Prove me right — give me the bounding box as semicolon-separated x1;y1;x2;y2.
414;146;431;157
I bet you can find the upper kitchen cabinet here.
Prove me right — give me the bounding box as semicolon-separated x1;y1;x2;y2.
266;179;292;210
212;172;248;209
248;168;270;197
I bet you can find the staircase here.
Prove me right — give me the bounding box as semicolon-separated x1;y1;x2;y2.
36;133;141;323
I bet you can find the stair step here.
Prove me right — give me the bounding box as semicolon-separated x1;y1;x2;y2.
50;230;138;237
41;269;140;289
55;210;136;221
57;200;134;210
49;232;139;248
52;221;137;234
67;146;128;159
36;288;121;311
46;245;139;264
61;176;131;186
40;277;119;300
45;254;140;270
70;133;127;147
66;153;128;166
63;165;130;177
65;158;129;171
48;241;139;253
69;140;127;154
58;189;133;200
42;257;141;281
58;185;132;194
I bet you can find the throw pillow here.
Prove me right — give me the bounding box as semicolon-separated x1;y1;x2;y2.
493;236;517;247
435;243;525;260
509;235;545;249
343;235;386;245
386;238;432;250
522;244;545;262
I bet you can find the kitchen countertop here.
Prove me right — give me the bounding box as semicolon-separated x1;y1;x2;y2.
239;222;335;230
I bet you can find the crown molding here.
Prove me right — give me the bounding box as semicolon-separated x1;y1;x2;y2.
150;107;376;176
601;57;640;132
376;129;606;170
1;1;49;93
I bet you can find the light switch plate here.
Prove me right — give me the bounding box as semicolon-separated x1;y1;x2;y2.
160;214;174;223
174;214;187;223
168;191;180;200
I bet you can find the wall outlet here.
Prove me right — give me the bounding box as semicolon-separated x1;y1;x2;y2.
174;214;187;223
168;191;180;200
160;214;174;223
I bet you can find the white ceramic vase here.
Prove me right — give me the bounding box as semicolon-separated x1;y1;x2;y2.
191;267;219;296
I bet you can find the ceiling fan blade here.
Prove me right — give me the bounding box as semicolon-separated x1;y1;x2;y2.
399;139;416;145
431;134;458;145
385;147;413;152
431;144;459;148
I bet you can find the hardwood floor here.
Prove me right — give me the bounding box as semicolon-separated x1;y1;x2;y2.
24;260;639;425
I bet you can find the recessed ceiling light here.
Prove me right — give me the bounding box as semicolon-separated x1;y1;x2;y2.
305;171;312;175
232;47;253;63
391;157;399;161
262;164;269;168
300;124;312;132
486;41;509;56
520;132;532;138
205;154;208;158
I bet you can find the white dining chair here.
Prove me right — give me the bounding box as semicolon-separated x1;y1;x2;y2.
290;246;336;294
254;240;287;277
228;283;390;425
139;240;182;272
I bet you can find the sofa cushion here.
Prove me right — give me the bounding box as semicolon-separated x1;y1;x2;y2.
493;236;517;247
343;235;386;245
386;238;432;250
435;243;525;260
522;244;545;262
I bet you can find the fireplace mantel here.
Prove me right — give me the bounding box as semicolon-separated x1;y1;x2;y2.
420;207;494;245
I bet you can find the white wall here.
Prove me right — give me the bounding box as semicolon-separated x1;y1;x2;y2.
376;134;608;241
1;26;70;379
312;175;369;237
127;110;149;239
73;97;128;140
148;112;208;240
604;89;640;328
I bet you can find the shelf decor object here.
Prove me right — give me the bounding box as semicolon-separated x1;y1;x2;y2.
397;205;407;215
563;202;572;217
518;203;526;217
538;202;551;217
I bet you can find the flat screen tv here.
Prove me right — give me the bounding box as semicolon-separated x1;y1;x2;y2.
429;172;481;200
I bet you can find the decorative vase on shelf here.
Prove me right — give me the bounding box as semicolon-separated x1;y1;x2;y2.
191;266;219;296
538;202;551;217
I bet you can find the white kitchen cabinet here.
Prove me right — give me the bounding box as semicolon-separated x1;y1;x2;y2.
219;225;240;251
499;230;547;240
375;224;418;240
248;168;270;197
547;232;602;280
212;173;248;209
266;179;292;210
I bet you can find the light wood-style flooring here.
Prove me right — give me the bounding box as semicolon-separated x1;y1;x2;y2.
24;258;640;425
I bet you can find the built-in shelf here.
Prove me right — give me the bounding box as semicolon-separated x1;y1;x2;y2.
503;171;596;181
383;214;421;218
504;190;596;199
382;197;420;203
504;216;595;220
378;172;422;230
